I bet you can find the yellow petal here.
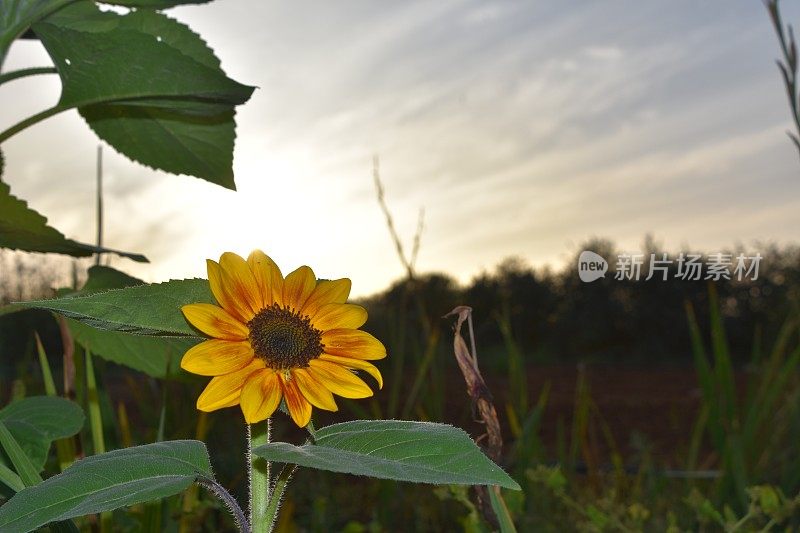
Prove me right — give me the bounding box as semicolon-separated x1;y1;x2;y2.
282;266;316;312
294;368;338;411
319;353;383;389
311;303;368;331
308;359;373;399
196;359;264;411
182;303;249;340
240;370;282;424
279;373;313;427
301;278;351;317
181;339;254;376
321;329;386;360
207;259;244;323
247;250;283;308
218;252;261;322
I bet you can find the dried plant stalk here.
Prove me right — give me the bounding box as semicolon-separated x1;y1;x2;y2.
445;305;504;528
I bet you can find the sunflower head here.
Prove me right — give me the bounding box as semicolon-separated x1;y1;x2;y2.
181;251;386;427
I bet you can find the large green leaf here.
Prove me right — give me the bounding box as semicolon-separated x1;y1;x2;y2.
0;440;212;532
33;4;251;107
0;397;84;471
0;181;147;261
80;103;239;185
26;266;202;376
68;318;199;377
16;278;215;335
30;2;254;188
253;420;521;490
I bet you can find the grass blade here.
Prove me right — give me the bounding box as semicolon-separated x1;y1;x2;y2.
488;487;517;533
0;421;42;487
0;461;24;492
85;350;111;533
35;332;77;472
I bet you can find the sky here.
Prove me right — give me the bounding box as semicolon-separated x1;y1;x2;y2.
2;1;800;297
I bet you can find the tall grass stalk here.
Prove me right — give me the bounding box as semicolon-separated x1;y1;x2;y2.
686;284;800;509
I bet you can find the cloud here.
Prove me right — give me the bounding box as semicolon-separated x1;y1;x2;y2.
2;1;799;296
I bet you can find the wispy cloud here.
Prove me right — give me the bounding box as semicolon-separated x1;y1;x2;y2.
1;1;799;295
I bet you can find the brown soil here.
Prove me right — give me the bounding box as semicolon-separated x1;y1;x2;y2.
480;365;710;468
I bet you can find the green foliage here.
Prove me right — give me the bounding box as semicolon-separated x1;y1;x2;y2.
29;1;253;187
69;319;196;377
526;465;657;532
64;266;199;377
0;440;213;532
78;265;144;293
16;278;214;335
1;0;253;273
488;486;518;533
0;422;42;487
0;462;24;494
687;285;800;507
254;420;520;490
0;0;73;64
686;485;800;531
0;182;147;261
0;397;84;472
103;0;212;7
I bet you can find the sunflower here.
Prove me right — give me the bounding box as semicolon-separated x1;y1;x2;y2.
180;251;386;427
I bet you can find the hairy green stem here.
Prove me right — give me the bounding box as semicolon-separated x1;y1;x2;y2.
0;66;57;86
197;476;250;533
248;420;271;533
263;463;296;533
0;105;67;144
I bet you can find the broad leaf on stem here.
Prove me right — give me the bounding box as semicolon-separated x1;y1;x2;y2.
0;440;213;532
0;396;84;472
0;181;148;261
253;420;521;490
15;278;215;336
29;2;255;188
54;266;200;377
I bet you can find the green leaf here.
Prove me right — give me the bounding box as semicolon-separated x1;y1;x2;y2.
0;181;148;261
34;4;251;107
253;420;521;490
0;440;213;532
100;0;212;7
0;461;24;493
79;265;144;294
48;266;200;376
0;0;78;64
489;487;518;533
30;2;254;188
68;318;199;377
0;397;85;471
17;278;215;335
80;103;239;186
0;421;42;487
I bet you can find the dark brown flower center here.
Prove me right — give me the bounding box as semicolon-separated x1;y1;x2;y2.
247;304;323;370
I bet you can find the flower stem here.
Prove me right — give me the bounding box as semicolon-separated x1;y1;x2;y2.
263;463;296;531
197;476;250;533
248;420;271;533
